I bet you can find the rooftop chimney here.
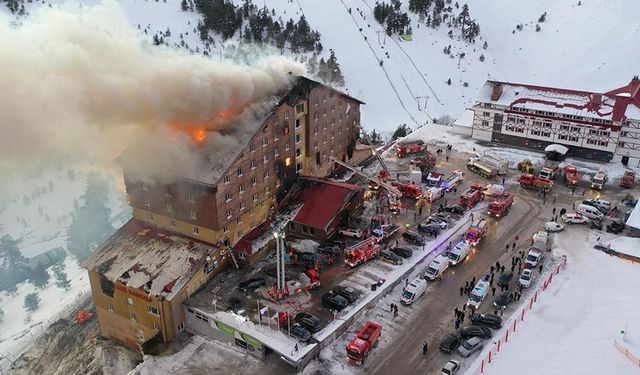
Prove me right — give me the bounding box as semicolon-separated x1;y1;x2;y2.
591;93;602;107
491;83;503;101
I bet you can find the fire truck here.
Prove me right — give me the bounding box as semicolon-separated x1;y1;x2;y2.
440;170;464;192
518;173;553;192
396;139;426;158
621;170;635;188
391;181;423;199
426;172;444;186
488;192;515;218
410;152;437;171
344;238;382;267
459;184;485;208
346;321;382;365
539;160;561;180
466;219;487;246
563;165;581;187
373;224;400;243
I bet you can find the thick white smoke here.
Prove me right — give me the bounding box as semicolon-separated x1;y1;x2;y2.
0;0;305;179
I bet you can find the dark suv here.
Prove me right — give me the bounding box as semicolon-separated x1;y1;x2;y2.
332;285;359;303
321;292;349;311
418;222;440;236
295;312;322;333
238;278;266;292
295;251;318;266
402;231;425;246
439;333;462;353
471;313;502;329
390;246;413;259
459;325;492;339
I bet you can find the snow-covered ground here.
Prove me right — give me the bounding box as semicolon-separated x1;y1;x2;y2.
0;164;129;365
467;227;640;375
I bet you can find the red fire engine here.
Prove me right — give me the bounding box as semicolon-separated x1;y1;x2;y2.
466;219;487;246
563;165;581;187
344;238;382;267
396;140;426;158
459;184;485;208
346;321;382;365
621;170;635;188
410;152;437;170
488;192;515;218
518;173;553;192
391;182;423;199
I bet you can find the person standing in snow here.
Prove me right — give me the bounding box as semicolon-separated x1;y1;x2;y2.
422;341;428;355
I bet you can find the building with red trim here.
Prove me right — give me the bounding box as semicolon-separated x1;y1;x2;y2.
471;77;640;165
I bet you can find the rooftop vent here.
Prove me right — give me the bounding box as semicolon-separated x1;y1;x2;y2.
491;83;503;101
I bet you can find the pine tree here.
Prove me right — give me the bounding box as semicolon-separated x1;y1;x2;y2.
483;41;488;49
53;264;71;291
535;24;541;32
326;50;345;86
538;12;547;23
24;293;40;312
458;3;470;34
392;124;410;140
181;0;188;11
479;54;485;62
447;78;452;85
0;234;30;293
28;264;50;289
317;57;329;82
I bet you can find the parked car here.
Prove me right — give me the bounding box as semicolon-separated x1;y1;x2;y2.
459;325;492;340
494;291;514;310
444;204;466;215
427;216;449;229
591;220;603;230
418;222;441;236
327;239;347;248
390;246;414;259
457;337;484;358
582;199;611;214
332;285;359;303
289;323;311;342
562;213;589;224
402;231;425;246
317;245;342;256
339;228;363;239
519;269;533;288
439;333;462;353
295;251;318;266
544;221;565;232
607;221;625;234
238;277;266;292
227;297;246;315
440;360;461;375
321;292;349;311
497;271;513;287
471;313;502;329
380;250;403;265
263;265;293;281
295;312;322;333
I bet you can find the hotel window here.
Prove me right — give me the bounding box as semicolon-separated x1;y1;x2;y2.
296;163;303;172
240;202;245;211
166;203;173;213
598;141;608;146
107;304;114;312
274;148;280;157
285;142;290;151
295;119;301;128
130;312;137;321
483;112;490;116
331;118;335;126
153;323;160;330
224;192;232;201
331;105;335;112
284;110;290;120
148;306;159;316
558;134;568;140
223;175;230;184
170;220;176;228
187;192;194;202
314;112;319;121
251;160;257;169
296;148;301;157
533;120;542;127
251;176;257;186
262;138;268;147
587;139;597;145
237;167;243;176
146;213;154;222
265;185;270;194
178;322;185;331
223;225;229;233
192;226;199;235
226;209;232;219
239;184;245;193
144;195;150;206
283;125;290;135
127;297;134;306
482;121;489;126
264;169;270;178
190;210;197;219
253;193;258;202
296;134;301;143
249;208;254;216
250;143;255;152
236;217;242;224
285;157;291;167
570;136;579;142
560;125;570;131
263;155;269;163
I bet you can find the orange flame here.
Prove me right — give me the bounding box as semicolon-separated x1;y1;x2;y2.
170;110;238;145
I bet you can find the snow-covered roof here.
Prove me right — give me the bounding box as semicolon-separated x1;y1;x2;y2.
545;144;569;155
82;219;218;300
476;79;640;123
453;109;474;128
625;202;640;230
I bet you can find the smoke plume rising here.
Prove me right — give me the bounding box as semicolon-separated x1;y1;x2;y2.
0;0;305;180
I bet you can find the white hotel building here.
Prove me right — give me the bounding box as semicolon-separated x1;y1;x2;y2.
470;77;640;166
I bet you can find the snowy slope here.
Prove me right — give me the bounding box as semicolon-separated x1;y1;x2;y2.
468;228;640;375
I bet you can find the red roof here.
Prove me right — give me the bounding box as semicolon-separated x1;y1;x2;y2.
293;178;363;230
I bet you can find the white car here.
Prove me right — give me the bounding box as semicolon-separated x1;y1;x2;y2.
441;359;460;375
338;228;363;238
544;221;565;232
562;213;589;224
519;269;533;288
484;184;505;197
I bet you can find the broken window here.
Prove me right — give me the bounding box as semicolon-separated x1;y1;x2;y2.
99;275;115;297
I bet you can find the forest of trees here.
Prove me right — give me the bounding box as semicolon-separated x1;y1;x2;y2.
408;0;481;43
316;50;345;86
373;0;412;36
193;0;322;53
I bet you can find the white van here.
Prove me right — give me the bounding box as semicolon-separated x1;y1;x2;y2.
577;203;604;220
467;279;490;309
532;231;548;250
448;241;471;266
424;254;450;280
525;248;544;268
401;277;427;305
